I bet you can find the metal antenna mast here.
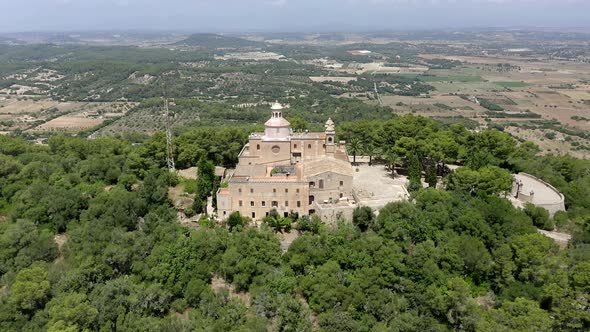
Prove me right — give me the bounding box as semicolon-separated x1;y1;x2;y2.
374;82;383;106
164;97;176;172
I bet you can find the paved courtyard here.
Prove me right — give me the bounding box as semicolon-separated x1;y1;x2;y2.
509;173;566;216
352;164;410;211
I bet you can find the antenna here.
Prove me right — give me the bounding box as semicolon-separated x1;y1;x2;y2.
374;82;383;106
158;77;176;173
164;97;176;172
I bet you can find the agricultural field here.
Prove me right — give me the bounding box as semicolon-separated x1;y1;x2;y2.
0;96;133;133
0;30;589;158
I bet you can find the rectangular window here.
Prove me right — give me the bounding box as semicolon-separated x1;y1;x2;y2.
272;201;278;207
250;201;254;207
308;144;312;149
273;188;277;193
285;188;288;193
252;212;256;219
262;201;266;207
296;189;300;193
340;181;344;186
250;188;254;194
239;200;243;207
297;201;301;208
285;201;289;207
239;188;242;194
319;179;324;189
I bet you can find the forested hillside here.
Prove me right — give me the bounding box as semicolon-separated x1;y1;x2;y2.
1;115;589;331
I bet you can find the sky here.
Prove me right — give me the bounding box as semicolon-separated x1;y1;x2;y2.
1;0;589;33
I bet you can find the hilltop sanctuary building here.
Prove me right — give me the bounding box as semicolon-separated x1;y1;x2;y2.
216;103;354;220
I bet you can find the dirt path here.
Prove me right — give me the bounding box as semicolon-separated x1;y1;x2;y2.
279;231;300;253
211;275;251;306
53;234;67;263
537;229;571;248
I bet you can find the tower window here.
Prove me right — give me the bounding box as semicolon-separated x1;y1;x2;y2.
250;188;254;193
285;201;289;207
294;144;298;149
319;180;324;189
340;181;344;186
297;201;301;207
257;144;260;150
308;144;312;149
239;200;243;207
328;137;333;143
262;201;266;207
251;201;255;207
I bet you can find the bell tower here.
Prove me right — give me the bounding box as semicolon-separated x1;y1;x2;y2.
325;118;335;157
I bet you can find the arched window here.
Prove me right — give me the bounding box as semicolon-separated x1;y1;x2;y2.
328;137;333;143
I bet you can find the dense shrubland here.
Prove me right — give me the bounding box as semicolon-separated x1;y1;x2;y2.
0;114;589;331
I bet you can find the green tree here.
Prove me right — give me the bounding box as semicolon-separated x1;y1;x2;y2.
385;151;403;177
425;160;438;188
195;157;216;214
364;144;381;166
9;265;51;314
353;206;374;232
347;137;363;164
524;203;553;230
227;211;248;231
45;293;98;331
408;153;422;183
290;116;308;132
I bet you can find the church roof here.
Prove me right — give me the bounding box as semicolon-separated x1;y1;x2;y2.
265;117;291;127
303;158;353;177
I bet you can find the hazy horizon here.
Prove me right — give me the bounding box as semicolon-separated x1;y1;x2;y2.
1;0;589;33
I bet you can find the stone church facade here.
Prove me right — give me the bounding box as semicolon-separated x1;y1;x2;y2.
216;102;353;220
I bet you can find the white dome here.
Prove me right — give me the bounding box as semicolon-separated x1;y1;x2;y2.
264;103;290;140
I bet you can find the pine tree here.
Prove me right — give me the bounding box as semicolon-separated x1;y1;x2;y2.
408;153;422;182
194;157;215;215
426;160;438;188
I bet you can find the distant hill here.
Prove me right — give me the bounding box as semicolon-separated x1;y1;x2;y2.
0;35;23;45
0;33;81;45
176;33;265;49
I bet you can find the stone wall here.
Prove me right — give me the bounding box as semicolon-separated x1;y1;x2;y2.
314;202;355;224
